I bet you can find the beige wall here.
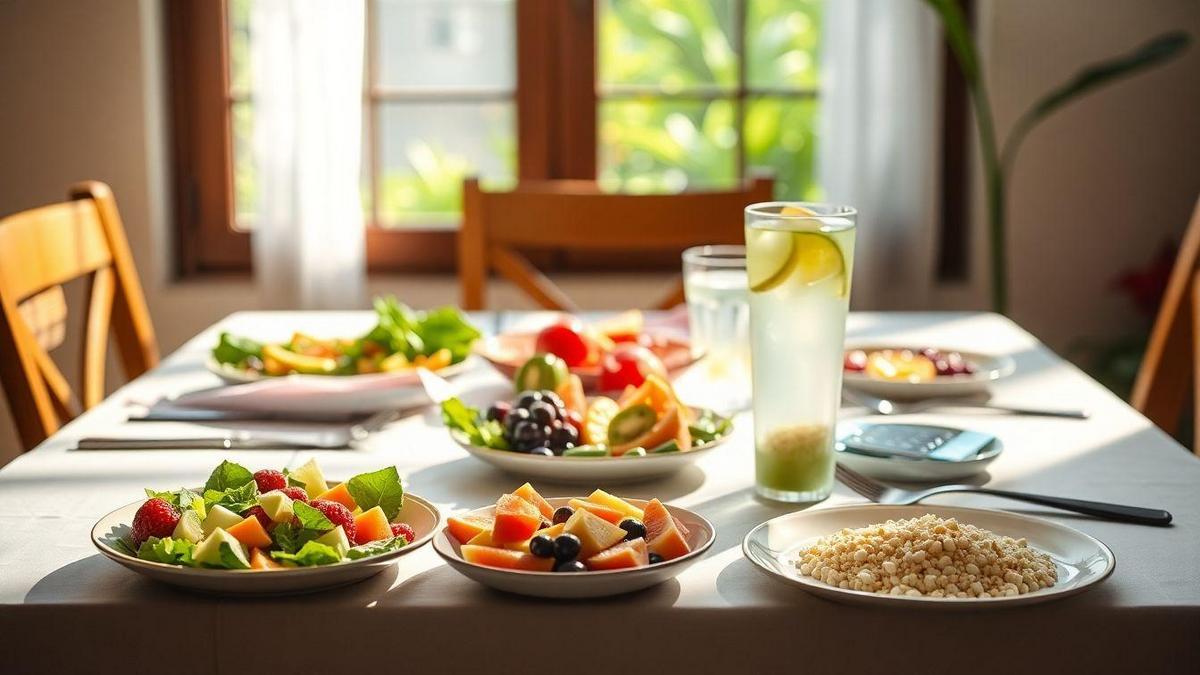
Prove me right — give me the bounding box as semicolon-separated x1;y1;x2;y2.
0;0;1197;463
979;0;1200;347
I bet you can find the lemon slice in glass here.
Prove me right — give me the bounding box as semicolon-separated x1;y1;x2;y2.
748;205;848;296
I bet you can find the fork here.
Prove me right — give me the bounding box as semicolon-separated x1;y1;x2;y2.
842;389;1090;419
834;463;1173;526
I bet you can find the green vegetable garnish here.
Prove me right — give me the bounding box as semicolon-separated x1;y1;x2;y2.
270;541;343;567
440;397;509;449
346;536;408;560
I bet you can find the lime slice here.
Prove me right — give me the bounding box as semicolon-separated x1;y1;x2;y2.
747;228;797;293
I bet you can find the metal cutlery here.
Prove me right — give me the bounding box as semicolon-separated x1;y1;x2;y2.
842;388;1089;419
834;463;1173;526
75;409;400;451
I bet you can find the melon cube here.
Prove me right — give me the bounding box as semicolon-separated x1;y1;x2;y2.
563;508;627;559
201;504;243;536
492;494;543;544
586;537;648;571
257;490;295;523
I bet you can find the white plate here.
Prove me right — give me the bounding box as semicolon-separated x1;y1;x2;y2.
434;497;714;598
206;354;474;385
448;407;731;484
834;423;1003;482
843;347;1015;399
92;487;440;596
743;504;1114;609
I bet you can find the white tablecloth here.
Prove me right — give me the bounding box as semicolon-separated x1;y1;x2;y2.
1;311;1198;673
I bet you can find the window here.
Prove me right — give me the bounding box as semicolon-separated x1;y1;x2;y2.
169;0;823;274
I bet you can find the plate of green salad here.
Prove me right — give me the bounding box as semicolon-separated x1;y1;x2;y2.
92;458;439;595
207;296;481;384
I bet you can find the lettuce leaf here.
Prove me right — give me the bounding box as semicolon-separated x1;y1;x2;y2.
270;541;343;567
203;480;259;514
412;306;481;363
441;397;508;450
143;487;207;519
136;536;195;566
346;535;408;560
346;467;405;521
212;332;263;366
205;460;255;492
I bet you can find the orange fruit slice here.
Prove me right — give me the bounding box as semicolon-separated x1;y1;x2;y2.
585;537;649;571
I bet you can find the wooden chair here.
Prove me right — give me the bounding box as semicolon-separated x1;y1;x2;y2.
1131;195;1200;453
458;176;774;310
0;181;159;451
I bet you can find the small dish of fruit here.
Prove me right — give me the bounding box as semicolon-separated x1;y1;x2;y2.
474;310;700;392
91;458;440;595
842;346;1014;399
434;483;714;598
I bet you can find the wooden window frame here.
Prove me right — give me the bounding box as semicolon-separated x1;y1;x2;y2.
169;0;594;276
169;0;965;279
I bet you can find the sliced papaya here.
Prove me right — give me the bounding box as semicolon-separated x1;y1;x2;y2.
586;489;644;520
643;498;691;561
568;498;626;525
492;494;543;544
249;547;284;570
557;374;587;417
461;545;554;572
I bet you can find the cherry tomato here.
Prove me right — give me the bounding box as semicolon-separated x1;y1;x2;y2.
535;320;589;367
598;344;667;391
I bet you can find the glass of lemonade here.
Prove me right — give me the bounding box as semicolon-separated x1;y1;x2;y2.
682;246;751;412
745;202;856;502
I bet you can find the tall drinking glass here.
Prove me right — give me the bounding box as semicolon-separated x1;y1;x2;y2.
745;203;856;502
682;246;751;412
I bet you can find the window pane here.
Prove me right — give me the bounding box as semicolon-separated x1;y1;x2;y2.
599;99;737;193
231;101;256;230
375;0;515;90
377;102;515;227
746;0;821;90
744;96;820;200
599;0;737;91
228;0;252;94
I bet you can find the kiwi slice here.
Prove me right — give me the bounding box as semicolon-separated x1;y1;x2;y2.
607;404;657;446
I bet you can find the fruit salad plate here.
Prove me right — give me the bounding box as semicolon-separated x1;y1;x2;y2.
742;504;1114;610
842;346;1015;399
449;425;726;483
441;374;734;483
92;460;440;596
475;332;699;393
434;489;715;599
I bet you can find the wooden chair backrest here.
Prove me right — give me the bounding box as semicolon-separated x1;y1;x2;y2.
1131;195;1200;453
0;181;159;451
458;177;774;310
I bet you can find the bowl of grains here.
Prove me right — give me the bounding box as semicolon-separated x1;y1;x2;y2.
742;504;1114;609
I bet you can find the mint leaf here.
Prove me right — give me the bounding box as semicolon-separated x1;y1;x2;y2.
270;540;342;566
136;537;195;566
292;501;334;532
346;467;405;521
346;535;408;560
203;480;259;514
271;522;308;554
205;460;254;492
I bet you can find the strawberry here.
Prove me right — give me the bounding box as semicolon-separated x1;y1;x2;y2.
390;522;416;543
130;498;181;548
280;487;308;503
309;499;356;542
253;469;287;493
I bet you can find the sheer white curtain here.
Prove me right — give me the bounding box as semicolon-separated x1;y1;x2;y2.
251;0;366;309
818;0;942;309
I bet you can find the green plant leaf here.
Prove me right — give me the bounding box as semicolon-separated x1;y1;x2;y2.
1001;31;1190;171
270;540;343;567
346;535;408;560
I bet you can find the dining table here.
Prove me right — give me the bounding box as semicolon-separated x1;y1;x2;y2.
1;310;1198;674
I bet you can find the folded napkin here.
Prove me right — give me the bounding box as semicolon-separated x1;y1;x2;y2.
171;369;433;415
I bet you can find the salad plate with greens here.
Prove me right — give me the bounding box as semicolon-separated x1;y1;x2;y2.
208;296;481;384
91;458;439;595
